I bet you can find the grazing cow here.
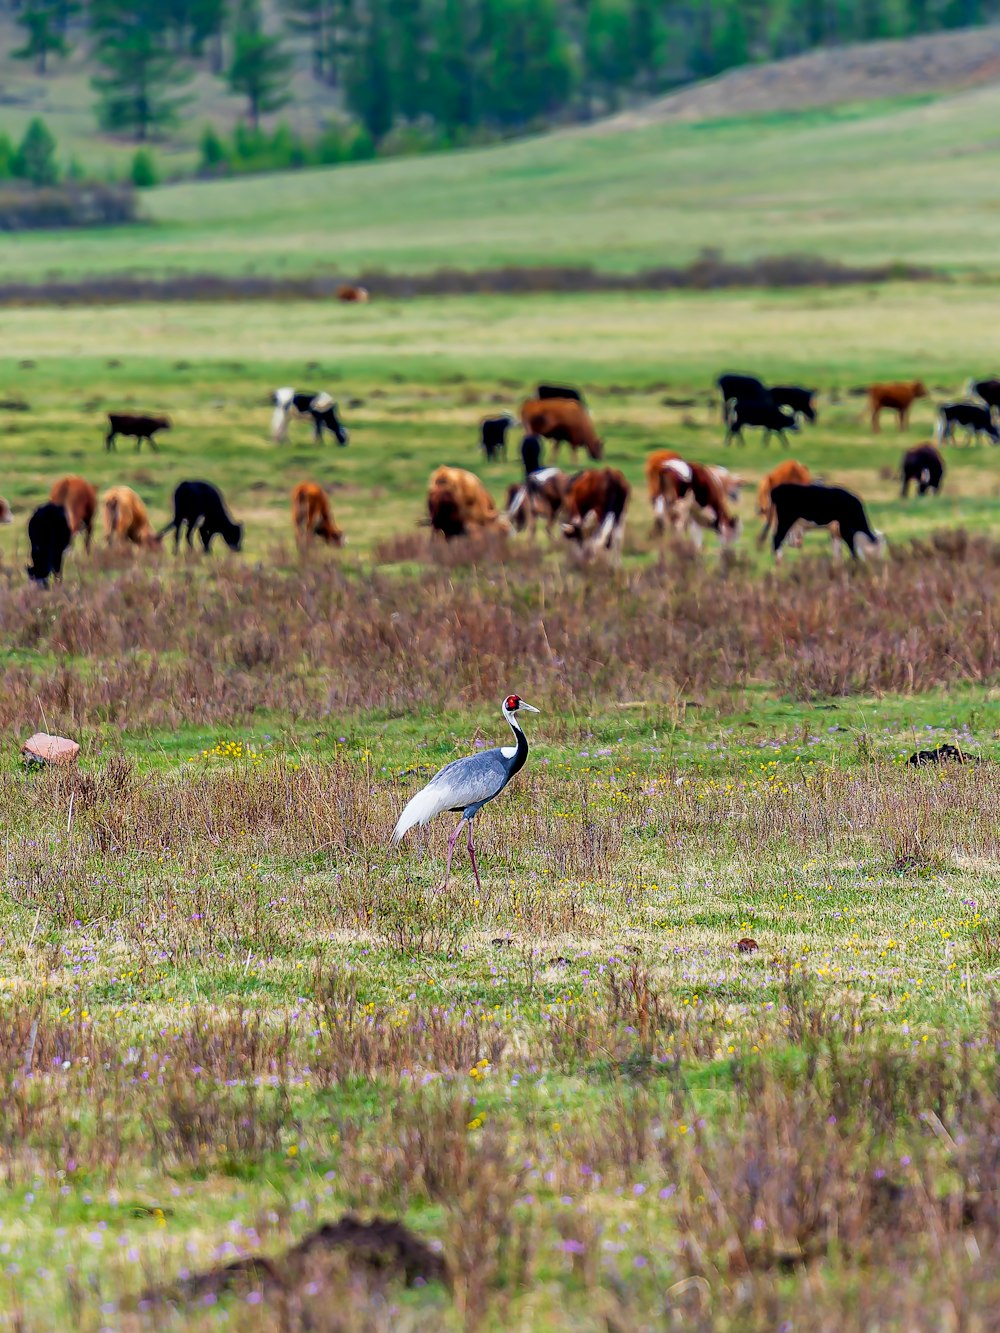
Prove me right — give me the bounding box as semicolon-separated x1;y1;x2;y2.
561;468;630;561
521;433;543;476
49;475;97;552
271;388;349;445
770;385;817;424
427;467;506;540
707;465;744;506
969;377;1000;420
26;502;71;587
505;467;569;539
937;401;1000;447
718;373;770;421
652;457;740;546
769;483;883;561
901;444;945;497
756;459;812;547
106;412;171;452
521;398;603;461
0;497;11;524
291;481;344;547
479;414;514;463
160;480;243;552
725;398;799;446
102;486;160;548
337;284;369;303
537;383;585;405
644;449;682;527
867;380;928;432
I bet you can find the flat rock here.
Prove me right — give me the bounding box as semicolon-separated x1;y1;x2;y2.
21;733;80;767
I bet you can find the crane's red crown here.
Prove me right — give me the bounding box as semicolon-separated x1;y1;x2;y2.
504;694;521;711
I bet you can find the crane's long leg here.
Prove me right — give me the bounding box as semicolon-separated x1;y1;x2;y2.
442;817;466;887
466;821;483;894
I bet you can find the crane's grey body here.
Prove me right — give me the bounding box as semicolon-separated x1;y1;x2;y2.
392;695;539;889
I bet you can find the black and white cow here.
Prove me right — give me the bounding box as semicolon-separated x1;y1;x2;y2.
769;483;884;561
271;388;349;445
937;401;1000;447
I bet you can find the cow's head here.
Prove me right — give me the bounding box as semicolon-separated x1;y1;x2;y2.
913;381;929;400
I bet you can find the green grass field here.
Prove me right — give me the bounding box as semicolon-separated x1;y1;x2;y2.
2;277;1000;1327
6;84;1000;283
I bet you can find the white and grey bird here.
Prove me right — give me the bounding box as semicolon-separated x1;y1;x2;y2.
392;694;540;890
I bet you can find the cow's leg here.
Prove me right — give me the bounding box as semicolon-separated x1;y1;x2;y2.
899;408;908;430
184;519;196;550
871;408;880;434
772;514;797;560
105;429;116;451
148;432;159;453
83;518;92;553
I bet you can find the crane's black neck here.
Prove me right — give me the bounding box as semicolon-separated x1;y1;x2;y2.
504;708;530;778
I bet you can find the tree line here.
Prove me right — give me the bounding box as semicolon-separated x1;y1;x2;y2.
7;0;1000;150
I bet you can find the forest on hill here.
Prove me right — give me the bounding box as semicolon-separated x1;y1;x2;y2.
3;0;1000;159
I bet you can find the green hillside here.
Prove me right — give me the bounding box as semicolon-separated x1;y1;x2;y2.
6;82;1000;283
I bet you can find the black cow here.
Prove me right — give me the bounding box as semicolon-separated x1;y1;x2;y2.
159;481;243;552
521;433;543;476
725;398;799;446
537;383;584;404
479;413;514;462
937;402;1000;447
901;444;945;498
106;412;171;452
969;378;1000;419
718;373;770;421
271;389;349;445
770;385;817;423
769;483;883;560
26;502;71;586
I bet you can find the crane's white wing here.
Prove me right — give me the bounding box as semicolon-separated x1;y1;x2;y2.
392;750;509;844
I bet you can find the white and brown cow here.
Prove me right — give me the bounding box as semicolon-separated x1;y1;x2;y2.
561;467;630;562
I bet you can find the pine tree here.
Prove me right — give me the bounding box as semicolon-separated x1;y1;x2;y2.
12;118;59;186
345;0;393;139
90;0;192;141
12;1;72;74
228;0;293;130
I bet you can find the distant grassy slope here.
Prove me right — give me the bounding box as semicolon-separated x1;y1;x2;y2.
5;83;1000;282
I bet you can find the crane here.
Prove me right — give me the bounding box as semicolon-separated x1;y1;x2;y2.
392;694;540;891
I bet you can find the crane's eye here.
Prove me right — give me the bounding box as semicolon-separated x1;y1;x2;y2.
505;694;520;710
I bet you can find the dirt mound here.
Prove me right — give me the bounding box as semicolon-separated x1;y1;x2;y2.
601;26;1000;130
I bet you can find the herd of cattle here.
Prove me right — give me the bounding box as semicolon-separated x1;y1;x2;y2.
5;369;997;585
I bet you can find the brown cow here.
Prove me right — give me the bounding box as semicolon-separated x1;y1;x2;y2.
337;284;369;303
561;467;629;562
649;456;740;546
102;486;161;547
427;466;507;540
50;475;97;552
292;481;344;547
521;398;603;461
868;380;928;432
505;467;570;539
756;459;811;547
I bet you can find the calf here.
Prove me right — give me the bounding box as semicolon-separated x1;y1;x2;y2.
769;483;883;561
770;385;817;423
645;449;682;531
718;373;769;419
937;401;999;447
106;412;171;452
427;467;506;540
756;459;812;546
479;414;514;462
537;383;584;404
505;467;569;539
725;398;799;446
521;397;603;461
26;502;71;587
561;467;630;562
521;433;543;476
49;475;97;552
160;480;243;552
272;388;349;445
102;486;160;548
868;380;928;432
652;457;740;546
901;443;945;497
291;481;344;547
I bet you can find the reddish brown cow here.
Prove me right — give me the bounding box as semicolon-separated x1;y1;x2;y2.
337;284;369;303
50;475;97;551
650;456;740;546
521;398;603;461
505;467;570;539
292;481;344;547
868;380;928;432
756;459;812;546
561;467;629;561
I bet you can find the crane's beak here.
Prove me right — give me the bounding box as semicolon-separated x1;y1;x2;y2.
518;702;540;714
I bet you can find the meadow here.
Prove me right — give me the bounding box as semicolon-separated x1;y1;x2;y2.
1;277;1000;1328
